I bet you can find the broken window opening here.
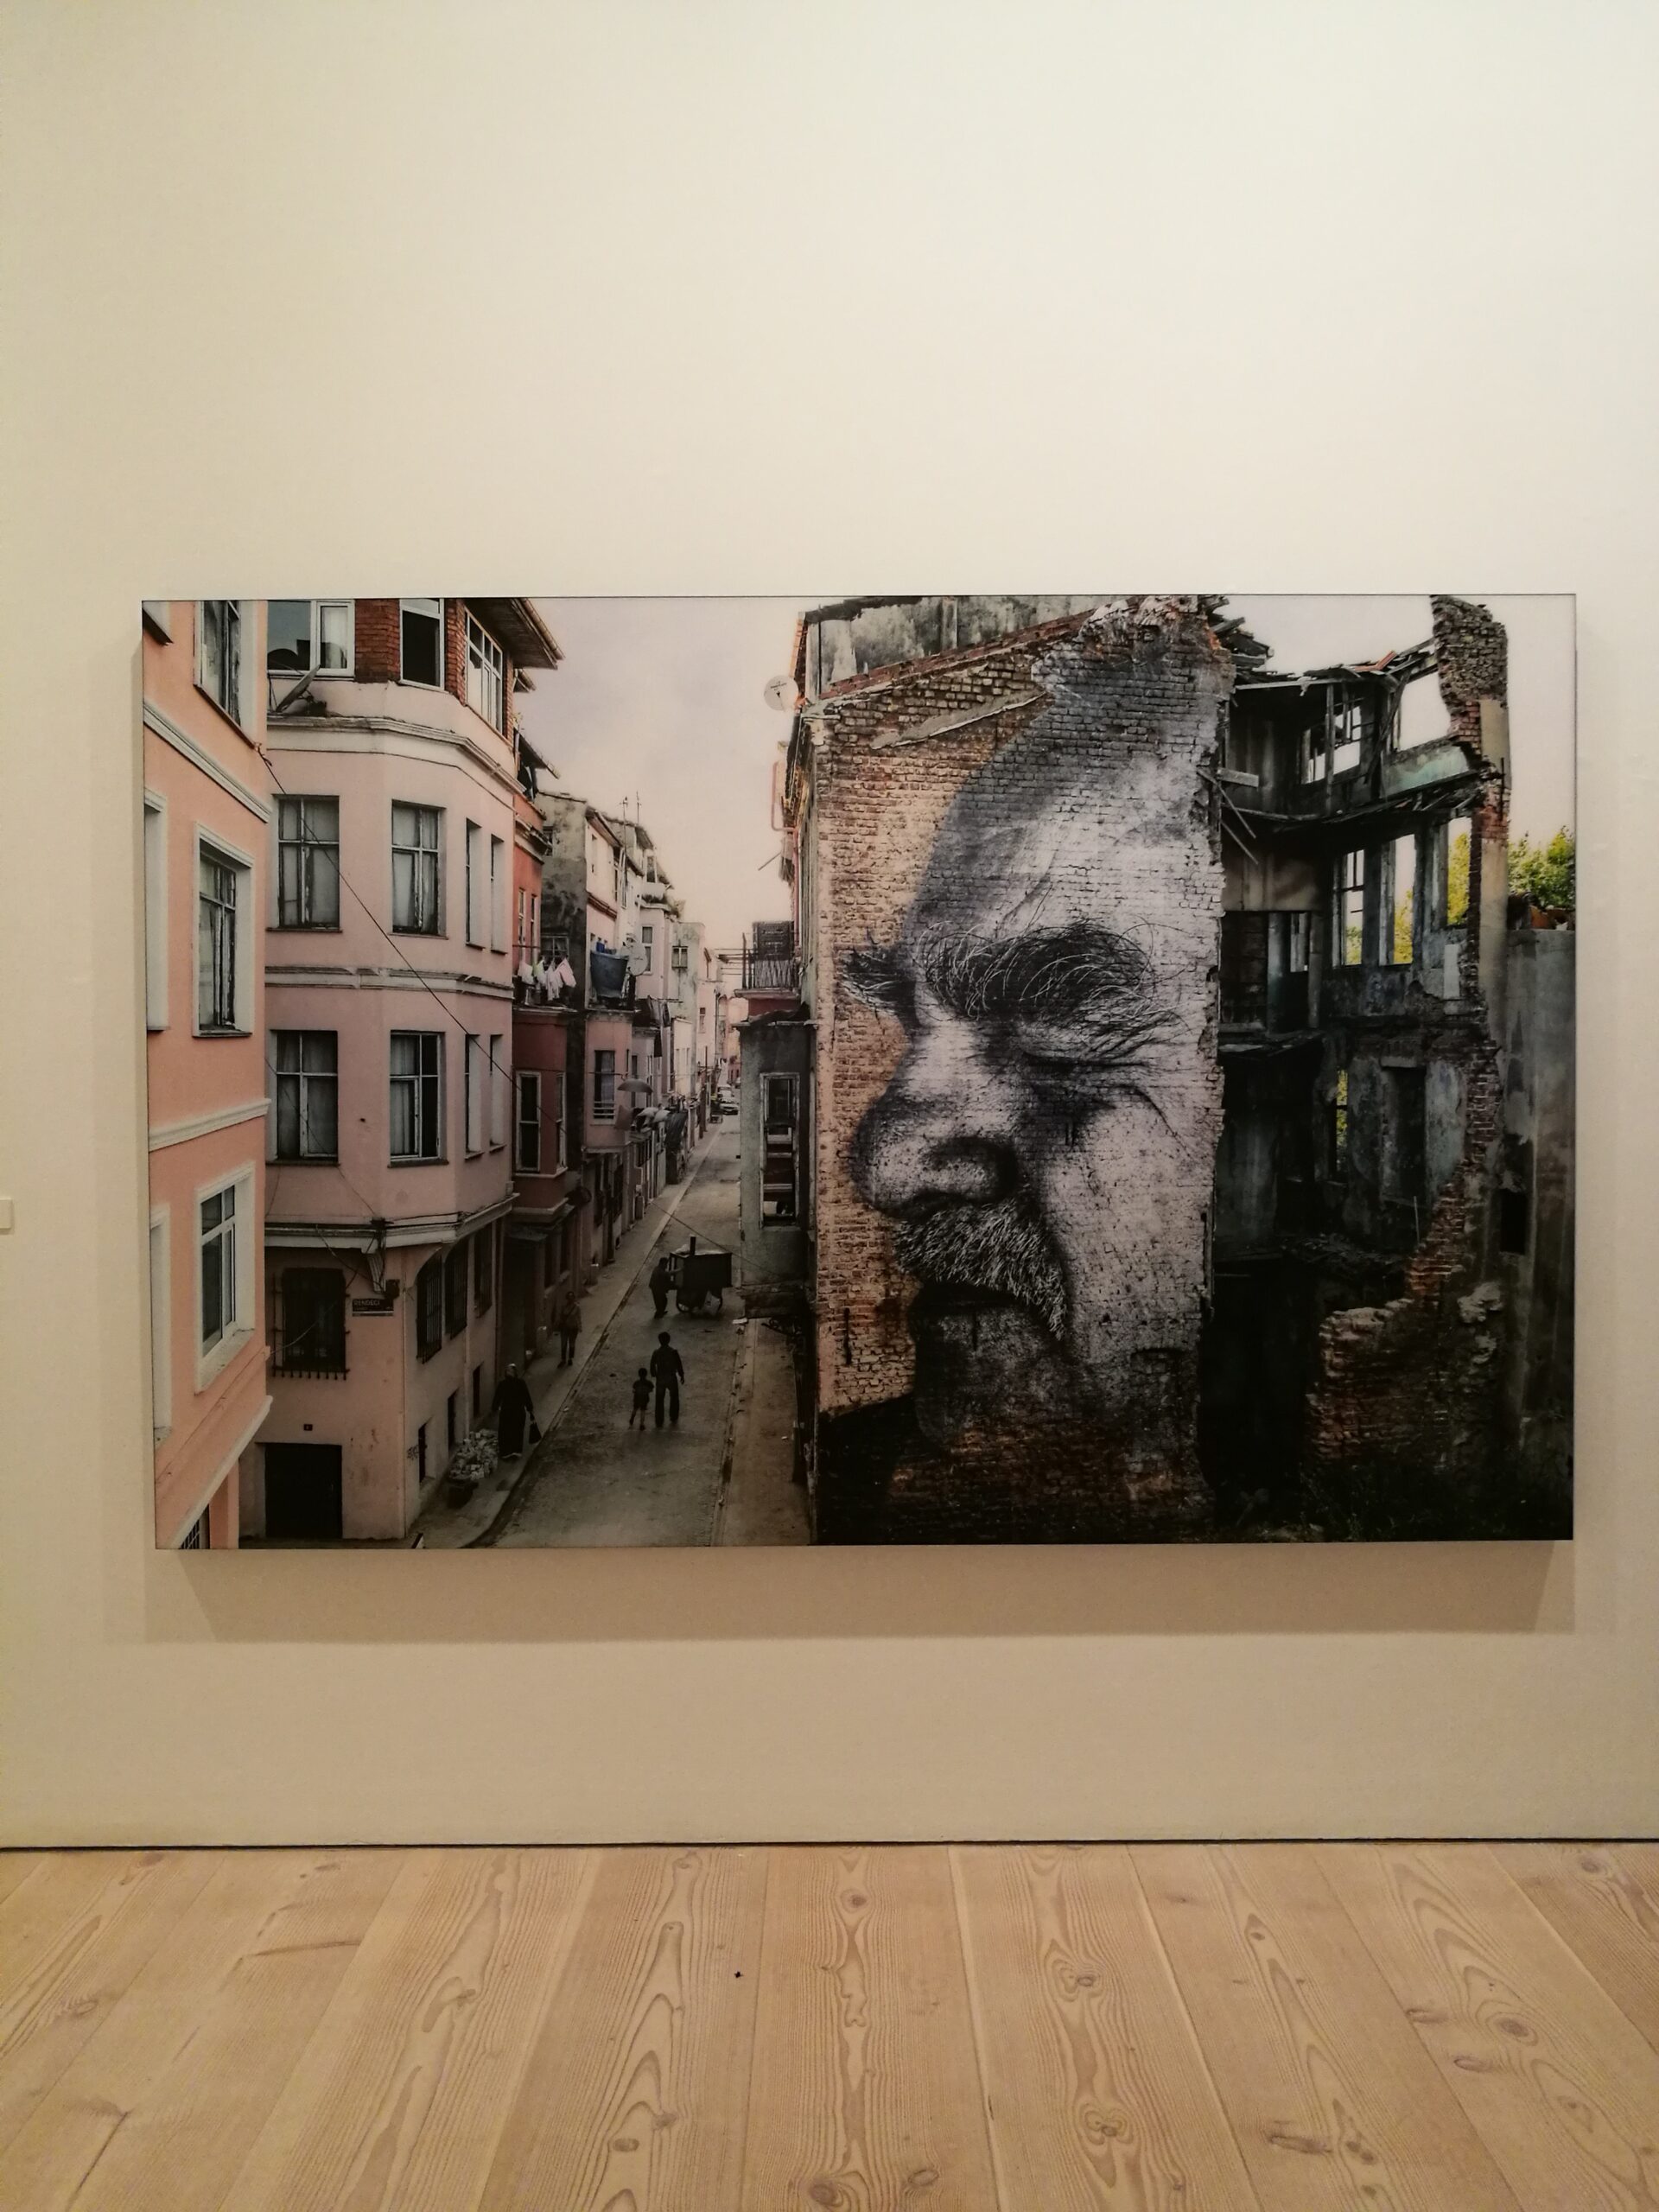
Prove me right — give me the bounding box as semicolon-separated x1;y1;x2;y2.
1301;716;1327;785
1443;816;1471;928
1386;833;1417;966
1397;669;1445;752
1287;912;1311;975
1332;849;1365;968
1499;1183;1529;1255
1332;693;1368;777
1381;1066;1427;1207
1329;1067;1349;1178
762;1072;799;1221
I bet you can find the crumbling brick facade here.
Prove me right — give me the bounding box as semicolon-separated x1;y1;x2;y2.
776;591;1573;1544
1300;596;1527;1535
793;598;1230;1541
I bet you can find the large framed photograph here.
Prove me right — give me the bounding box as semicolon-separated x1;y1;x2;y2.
139;593;1574;1548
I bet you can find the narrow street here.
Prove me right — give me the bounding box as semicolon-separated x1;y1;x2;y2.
490;1125;807;1547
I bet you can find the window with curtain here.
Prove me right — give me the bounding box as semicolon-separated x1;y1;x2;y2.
197;847;240;1030
276;796;340;928
272;1031;339;1160
391;803;441;932
390;1032;442;1160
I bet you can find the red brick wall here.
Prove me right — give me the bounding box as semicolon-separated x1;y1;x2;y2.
805;637;1056;1417
802;601;1230;1540
353;598;400;683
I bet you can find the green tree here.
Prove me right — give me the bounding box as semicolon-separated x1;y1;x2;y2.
1510;827;1575;914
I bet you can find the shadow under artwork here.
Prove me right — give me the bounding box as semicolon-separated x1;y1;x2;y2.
138;593;1575;1548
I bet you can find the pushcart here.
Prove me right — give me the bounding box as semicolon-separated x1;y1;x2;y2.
671;1243;732;1316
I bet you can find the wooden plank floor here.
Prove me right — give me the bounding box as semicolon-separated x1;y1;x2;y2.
3;1844;1659;2210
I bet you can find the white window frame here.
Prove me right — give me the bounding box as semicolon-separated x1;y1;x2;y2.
195;600;250;730
488;1033;506;1149
266;599;354;677
516;1070;542;1172
391;802;442;935
143;791;168;1030
465;820;484;946
194;1163;256;1390
490;836;506;952
149;1205;171;1441
390;1031;444;1162
464;610;505;732
465;1033;484;1156
192;828;255;1038
399;597;444;690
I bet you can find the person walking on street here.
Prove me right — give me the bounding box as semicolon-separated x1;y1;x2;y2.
650;1332;684;1429
558;1295;582;1367
628;1367;652;1430
649;1256;671;1319
492;1363;537;1460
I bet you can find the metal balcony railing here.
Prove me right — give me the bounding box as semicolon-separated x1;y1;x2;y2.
742;953;800;994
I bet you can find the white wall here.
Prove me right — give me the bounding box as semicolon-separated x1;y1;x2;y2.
1;0;1655;1844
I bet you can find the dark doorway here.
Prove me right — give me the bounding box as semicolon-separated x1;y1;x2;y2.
263;1442;343;1541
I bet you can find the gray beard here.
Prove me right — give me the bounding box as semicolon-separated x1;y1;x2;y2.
892;1200;1069;1344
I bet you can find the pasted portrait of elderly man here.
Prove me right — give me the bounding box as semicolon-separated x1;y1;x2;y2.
829;599;1230;1541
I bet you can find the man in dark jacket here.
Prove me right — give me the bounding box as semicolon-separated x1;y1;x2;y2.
649;1256;672;1319
491;1363;537;1459
649;1332;684;1429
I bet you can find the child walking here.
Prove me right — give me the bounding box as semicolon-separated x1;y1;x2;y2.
627;1367;652;1430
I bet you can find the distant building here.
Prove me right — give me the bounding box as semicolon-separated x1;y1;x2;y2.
735;919;812;1313
502;731;587;1366
143;600;273;1548
693;943;725;1128
248;597;561;1541
536;798;671;1264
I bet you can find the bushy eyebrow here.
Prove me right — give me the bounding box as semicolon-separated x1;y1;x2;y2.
844;921;1173;1054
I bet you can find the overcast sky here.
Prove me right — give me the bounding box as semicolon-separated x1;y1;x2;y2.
521;598;800;953
518;594;1577;950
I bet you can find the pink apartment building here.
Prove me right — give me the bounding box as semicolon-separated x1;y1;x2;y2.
143;599;273;1549
245;597;561;1541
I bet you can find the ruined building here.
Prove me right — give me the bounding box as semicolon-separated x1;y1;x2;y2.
748;594;1573;1543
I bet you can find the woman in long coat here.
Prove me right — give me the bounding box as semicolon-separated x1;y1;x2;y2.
492;1363;537;1459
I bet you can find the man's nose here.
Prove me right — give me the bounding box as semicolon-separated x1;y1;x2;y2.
852;1029;1017;1215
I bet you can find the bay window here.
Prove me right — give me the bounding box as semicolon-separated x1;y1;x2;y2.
391;1032;442;1160
391;803;441;933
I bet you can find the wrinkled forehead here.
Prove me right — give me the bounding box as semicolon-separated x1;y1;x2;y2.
911;728;1206;941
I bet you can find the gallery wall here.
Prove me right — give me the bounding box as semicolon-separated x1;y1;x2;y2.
2;0;1656;1844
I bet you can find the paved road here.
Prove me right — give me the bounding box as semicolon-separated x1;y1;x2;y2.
493;1127;753;1547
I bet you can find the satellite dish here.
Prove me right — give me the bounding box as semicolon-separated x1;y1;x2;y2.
763;675;795;712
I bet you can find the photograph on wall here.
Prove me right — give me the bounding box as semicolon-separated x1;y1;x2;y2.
138;593;1575;1548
